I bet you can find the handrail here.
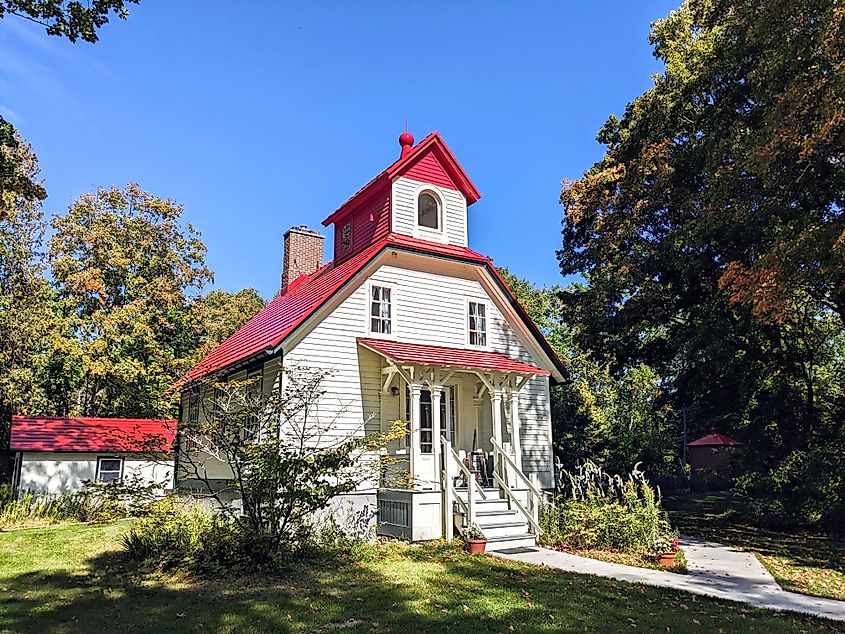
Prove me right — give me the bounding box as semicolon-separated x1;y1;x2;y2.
490;436;543;537
493;472;543;535
489;436;542;499
448;444;488;501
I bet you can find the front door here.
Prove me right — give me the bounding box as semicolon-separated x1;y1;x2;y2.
407;386;457;488
409;386;457;454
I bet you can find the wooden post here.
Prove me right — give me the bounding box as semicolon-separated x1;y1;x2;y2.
431;386;442;490
442;436;454;541
491;387;503;481
410;383;422;487
510;387;523;473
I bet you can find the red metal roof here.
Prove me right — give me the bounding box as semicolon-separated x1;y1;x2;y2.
10;416;176;453
180;233;494;384
357;338;551;376
322;132;481;227
687;431;742;447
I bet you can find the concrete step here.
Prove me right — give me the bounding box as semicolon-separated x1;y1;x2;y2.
476;508;519;518
476;520;529;539
485;533;537;552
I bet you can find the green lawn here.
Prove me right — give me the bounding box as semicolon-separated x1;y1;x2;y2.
665;492;845;602
0;522;842;633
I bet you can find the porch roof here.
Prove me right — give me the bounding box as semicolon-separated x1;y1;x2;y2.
357;338;550;376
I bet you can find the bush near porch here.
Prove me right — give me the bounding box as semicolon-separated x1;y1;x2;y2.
539;462;683;570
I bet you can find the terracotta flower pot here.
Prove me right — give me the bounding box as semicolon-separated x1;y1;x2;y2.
466;539;487;554
657;552;677;567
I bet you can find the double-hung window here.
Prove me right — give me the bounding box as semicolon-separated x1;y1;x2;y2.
96;457;123;483
468;301;487;347
370;285;392;335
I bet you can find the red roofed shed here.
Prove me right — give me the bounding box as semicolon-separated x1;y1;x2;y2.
11;416;176;496
687;429;742;488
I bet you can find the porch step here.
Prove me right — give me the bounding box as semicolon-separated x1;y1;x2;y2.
476;520;529;539
476;509;518;517
485;533;537;552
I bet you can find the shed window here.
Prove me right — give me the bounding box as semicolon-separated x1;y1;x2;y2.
417;192;440;230
96;457;123;483
370;286;392;334
468;302;487;347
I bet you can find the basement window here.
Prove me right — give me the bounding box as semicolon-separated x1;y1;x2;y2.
370;285;392;335
96;457;124;483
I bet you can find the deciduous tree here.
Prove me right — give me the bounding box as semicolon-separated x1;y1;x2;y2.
49;183;212;417
0;0;138;43
558;0;845;527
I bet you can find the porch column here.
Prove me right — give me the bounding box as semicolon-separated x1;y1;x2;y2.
510;387;523;472
431;387;442;490
491;387;503;479
410;383;422;487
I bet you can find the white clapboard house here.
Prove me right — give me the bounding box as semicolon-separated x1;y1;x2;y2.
178;132;567;549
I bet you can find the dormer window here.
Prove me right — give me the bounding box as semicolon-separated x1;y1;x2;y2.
417;191;441;231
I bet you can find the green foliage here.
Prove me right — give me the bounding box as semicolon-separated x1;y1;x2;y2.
557;0;845;527
0;0;138;43
48;183;213;418
0;124;60;473
124;496;379;574
180;367;404;557
0;488;116;528
498;269;677;476
540;463;672;555
121;497;257;573
462;523;485;540
184;288;266;369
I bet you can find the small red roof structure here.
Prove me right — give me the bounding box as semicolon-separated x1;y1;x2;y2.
357;338;551;376
322;132;481;228
687;430;742;447
180;232;569;385
10;416;176;453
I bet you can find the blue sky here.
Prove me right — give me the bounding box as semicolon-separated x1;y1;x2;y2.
1;1;675;299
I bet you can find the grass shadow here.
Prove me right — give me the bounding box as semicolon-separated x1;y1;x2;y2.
2;525;843;633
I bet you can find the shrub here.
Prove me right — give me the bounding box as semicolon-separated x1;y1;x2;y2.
124;497;379;574
122;497;252;573
0;489;118;529
540;461;673;554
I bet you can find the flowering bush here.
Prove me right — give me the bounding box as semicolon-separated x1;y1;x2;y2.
540;462;675;555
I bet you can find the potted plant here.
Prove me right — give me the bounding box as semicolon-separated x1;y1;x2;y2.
654;532;680;567
463;523;487;554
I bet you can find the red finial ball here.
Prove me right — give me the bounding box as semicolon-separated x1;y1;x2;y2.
399;131;414;148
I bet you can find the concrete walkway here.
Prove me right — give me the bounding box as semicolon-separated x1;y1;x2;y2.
492;536;845;622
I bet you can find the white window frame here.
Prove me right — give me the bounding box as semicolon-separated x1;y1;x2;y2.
96;456;124;483
466;299;489;349
412;184;448;243
368;283;395;338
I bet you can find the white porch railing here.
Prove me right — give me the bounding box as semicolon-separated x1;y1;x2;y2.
490;436;543;536
440;435;487;540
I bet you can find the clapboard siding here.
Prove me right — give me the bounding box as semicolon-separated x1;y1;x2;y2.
333;184;391;263
284;262;554;488
391;176;467;247
404;150;461;191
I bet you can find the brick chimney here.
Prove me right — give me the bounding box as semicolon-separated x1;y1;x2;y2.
282;226;324;289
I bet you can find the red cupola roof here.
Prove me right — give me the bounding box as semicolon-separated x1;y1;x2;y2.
322;131;481;228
